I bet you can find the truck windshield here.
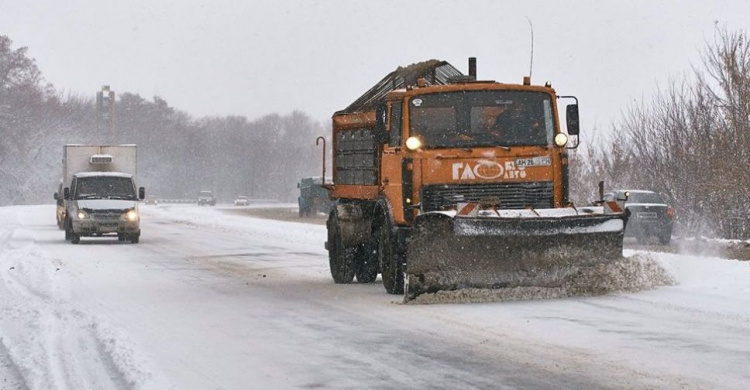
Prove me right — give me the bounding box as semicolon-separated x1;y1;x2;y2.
75;176;136;200
409;91;555;148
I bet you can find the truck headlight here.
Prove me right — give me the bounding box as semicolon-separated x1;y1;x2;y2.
406;136;422;150
124;210;139;221
554;133;569;147
77;210;89;220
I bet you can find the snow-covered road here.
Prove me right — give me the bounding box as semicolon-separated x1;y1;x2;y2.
1;204;749;390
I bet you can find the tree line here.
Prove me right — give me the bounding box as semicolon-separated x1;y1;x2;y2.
1;30;747;238
0;35;326;206
569;28;749;239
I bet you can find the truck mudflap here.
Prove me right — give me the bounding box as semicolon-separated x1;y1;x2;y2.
404;205;627;302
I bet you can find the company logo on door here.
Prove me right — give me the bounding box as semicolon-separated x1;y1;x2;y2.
452;160;527;180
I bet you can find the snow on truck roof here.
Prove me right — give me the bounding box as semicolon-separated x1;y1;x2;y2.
336;59;463;115
74;172;133;178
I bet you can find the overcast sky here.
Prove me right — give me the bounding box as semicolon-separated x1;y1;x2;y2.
2;0;750;135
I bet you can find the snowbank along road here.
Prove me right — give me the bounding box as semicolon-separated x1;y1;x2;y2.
1;204;749;390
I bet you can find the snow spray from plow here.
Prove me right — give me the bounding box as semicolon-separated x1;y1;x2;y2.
404;204;634;303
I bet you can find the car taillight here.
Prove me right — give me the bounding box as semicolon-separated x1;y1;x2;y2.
667;206;675;219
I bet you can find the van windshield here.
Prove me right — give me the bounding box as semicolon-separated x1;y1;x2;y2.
409;90;555;148
75;176;136;200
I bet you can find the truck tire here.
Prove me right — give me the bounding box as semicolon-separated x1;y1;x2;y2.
658;232;671;245
327;212;355;284
376;213;403;294
355;242;379;283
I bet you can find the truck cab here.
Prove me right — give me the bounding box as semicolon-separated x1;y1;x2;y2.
64;172;144;244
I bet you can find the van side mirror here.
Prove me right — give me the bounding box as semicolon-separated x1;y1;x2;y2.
374;104;389;143
54;192;59;201
139;187;145;200
566;104;580;136
63;187;70;200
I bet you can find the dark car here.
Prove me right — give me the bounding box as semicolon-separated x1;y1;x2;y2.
198;190;216;206
604;190;675;245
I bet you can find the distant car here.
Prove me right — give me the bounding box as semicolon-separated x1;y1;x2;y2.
604;189;675;245
234;196;249;206
145;195;159;205
198;190;216;206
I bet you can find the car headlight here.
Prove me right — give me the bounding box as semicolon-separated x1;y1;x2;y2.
405;136;422;151
77;210;89;220
124;209;139;222
554;133;569;147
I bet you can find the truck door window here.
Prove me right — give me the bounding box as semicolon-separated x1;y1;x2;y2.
389;102;402;147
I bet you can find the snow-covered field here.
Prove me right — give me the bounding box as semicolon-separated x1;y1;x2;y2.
1;204;749;390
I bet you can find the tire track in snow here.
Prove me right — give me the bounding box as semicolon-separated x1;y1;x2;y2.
0;337;30;390
0;218;169;390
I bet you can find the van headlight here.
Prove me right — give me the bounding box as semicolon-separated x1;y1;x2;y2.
123;209;139;222
77;210;90;220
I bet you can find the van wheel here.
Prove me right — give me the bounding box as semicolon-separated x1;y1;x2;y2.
658;233;671;245
71;233;80;244
130;235;140;244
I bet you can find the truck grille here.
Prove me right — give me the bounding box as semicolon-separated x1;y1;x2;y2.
420;182;553;211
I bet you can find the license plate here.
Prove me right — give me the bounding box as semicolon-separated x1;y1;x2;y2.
637;212;657;219
515;156;551;167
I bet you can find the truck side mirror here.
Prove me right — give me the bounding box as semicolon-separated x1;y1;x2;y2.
139;187;145;200
63;187;70;200
54;192;59;201
566;104;580;136
375;104;389;144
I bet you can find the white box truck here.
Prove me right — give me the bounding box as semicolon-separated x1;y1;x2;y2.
53;145;145;244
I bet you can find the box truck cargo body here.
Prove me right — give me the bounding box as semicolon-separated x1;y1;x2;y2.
54;144;145;244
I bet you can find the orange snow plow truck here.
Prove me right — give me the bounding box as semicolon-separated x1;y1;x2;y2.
324;58;627;301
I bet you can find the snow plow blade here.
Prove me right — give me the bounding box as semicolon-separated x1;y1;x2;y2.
404;207;627;302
